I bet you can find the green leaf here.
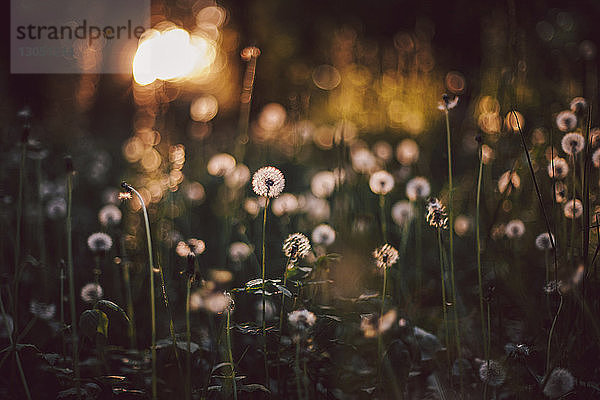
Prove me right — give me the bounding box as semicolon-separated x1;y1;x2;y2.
286;266;312;281
97;311;109;337
96;300;130;322
239;383;270;393
79;309;109;339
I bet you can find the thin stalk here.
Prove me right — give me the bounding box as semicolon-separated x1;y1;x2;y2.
476;144;488;362
122;263;136;349
226;309;238;400
124;184;157;400
378;266;388;364
13;138;27;333
379;194;387;243
185;277;192;400
261;197;270;386
436;229;451;374
416;202;423;293
66;172;80;398
0;290;31;400
277;258;291;394
546;294;564;375
60;261;66;358
569;156;577;265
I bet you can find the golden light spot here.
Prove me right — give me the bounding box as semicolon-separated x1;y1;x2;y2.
258;103;286;131
196;6;227;27
240;46;260;61
190;95;219;122
477;96;500;114
312;65;341;90
122;137;146;163
140;148;162;171
504;111;525;133
445;71;465;94
478;112;501;134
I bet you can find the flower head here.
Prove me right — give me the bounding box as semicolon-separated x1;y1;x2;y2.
593;148;600;168
373;244;399;269
229;242;253;262
505;219;525;239
564;199;583;219
80;283;103;303
391;201;414;227
283;233;311;262
438;94;459;111
498;170;520;193
406;177;431;201
312;224;336;246
478;360;506;387
29;300;56;320
351;148;377;174
288;309;316;331
561;132;585;155
535;232;555;250
87;232;113;253
46;197;67;220
547;158;569;179
311;171;336;198
569;97;587;113
369;170;395;195
543;368;574;399
554;181;567;203
396;139;419;165
426;198;448;229
98;204;122;227
556;111;577;132
252;166;285;198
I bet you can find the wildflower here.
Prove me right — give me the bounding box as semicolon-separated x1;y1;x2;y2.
373;244;399;269
547;158;569;179
98;204;122;227
224;164;250;189
406;177;431;201
391;201;414;227
272;193;299;216
87;232;113;253
437;94;459;111
205;291;235;314
183;182;205;202
283;233;311;262
535;232;555;250
555;111;577;132
563;199;583;219
592;148;600;168
396;139;419;165
369;170;395;195
229;242;253;262
29;300;56;320
426;198;448;229
252;166;285;198
311;224;336;246
505;219;526;239
207;153;236;177
481;144;495;164
310;171;336;198
46;197;67;219
569;97;587;113
561;132;585;156
543;368;574;399
498;170;520;193
478;360;506;387
80;283;103;303
372;141;393;161
554;182;567;203
544;280;566;294
288;309;316;331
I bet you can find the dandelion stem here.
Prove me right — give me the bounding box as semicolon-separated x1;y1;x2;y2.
185;277;192;400
436;229;451;375
261;197;270;386
122;262;136;349
476;144;488;362
66;170;80;399
378;266;388;363
416;202;422;293
226;308;238;400
546;294;564;375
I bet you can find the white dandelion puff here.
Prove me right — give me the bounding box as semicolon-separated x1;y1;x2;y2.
87;232;113;253
311;224;336;246
46;197;67;220
396;139;420;165
478;360;506;387
535;232;555;250
569;97;587;113
392;201;414;227
252;166;285;198
505;219;526;239
592;148;600;168
283;233;311;262
437;94;459;111
98;204;122;227
373;244;399;269
224;164;250;189
406;177;431;201
207;153;236;177
556;111;577;132
543;368;574;399
288;309;316;331
547;158;569;179
29;300;56;320
351;148;378;174
369;170;395;195
80;283;103;303
310;171;336;198
229;242;253;263
563;199;583;219
561;132;585;156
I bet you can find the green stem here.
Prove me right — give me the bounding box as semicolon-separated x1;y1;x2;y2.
185;278;192;400
437;229;451;374
378;267;388;360
546;295;564;375
476;145;488;362
122;263;136;349
226;309;238;400
261;197;270;386
66;173;80;399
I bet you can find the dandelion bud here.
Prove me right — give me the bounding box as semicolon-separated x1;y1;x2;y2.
64;155;74;174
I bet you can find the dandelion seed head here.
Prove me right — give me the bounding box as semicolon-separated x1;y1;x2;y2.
505;219;526;239
351;148;377;174
535;232;555;250
554;182;567;203
98;204;122;227
205;291;235;314
406;177;431;201
272;193;299;216
311;171;336;198
252;166;285;198
224;164;250;189
592;148;600;168
547;158;569;179
561;132;585;155
481;144;495;165
391;201;414;227
426;198;448;229
438;94;459;111
87;232;113;253
478;360;506;387
80;283;103;303
543;368;574;399
207;153;236;177
46;197;67;220
544;280;566;294
498;170;520;193
229;242;252;262
372;141;393;161
563;198;583;219
288;309;316;331
283;233;311;261
373;244;399;269
569;97;587;113
556;111;577;132
369;170;395;195
312;224;336;246
29;300;56;320
396;139;420;165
